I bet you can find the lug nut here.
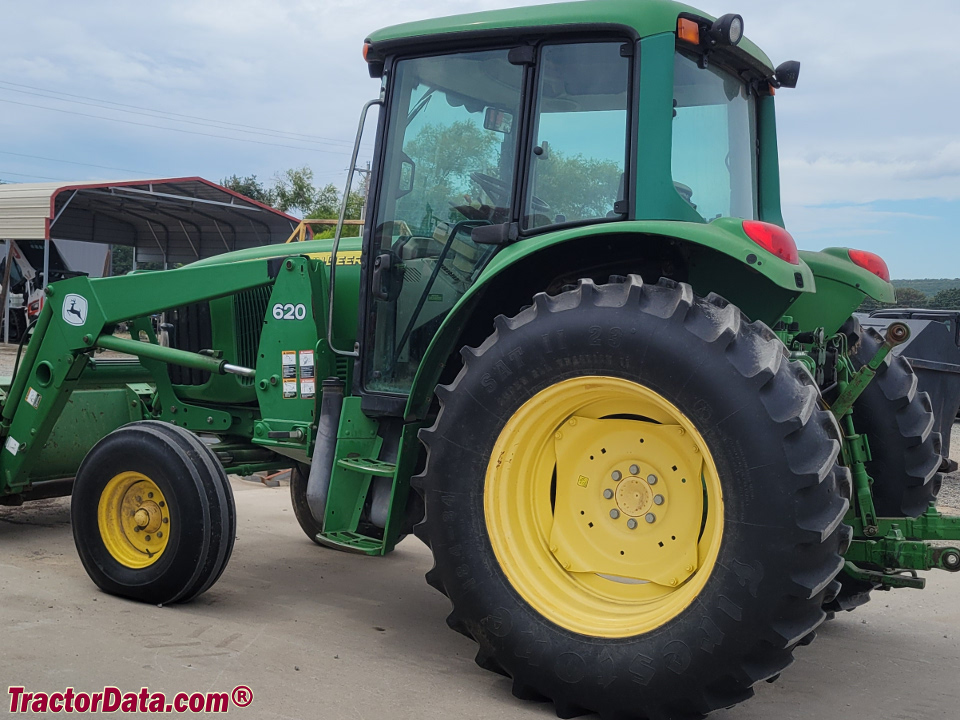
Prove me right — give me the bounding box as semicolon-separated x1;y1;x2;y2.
645;513;656;524
145;535;151;541
629;464;639;475
611;470;622;481
157;532;163;539
603;489;614;500
647;474;657;485
610;509;620;519
653;494;664;505
627;518;638;529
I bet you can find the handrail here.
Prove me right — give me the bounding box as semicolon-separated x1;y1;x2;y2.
327;97;381;358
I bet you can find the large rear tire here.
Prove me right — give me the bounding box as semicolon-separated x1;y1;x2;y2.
415;276;850;719
72;422;235;604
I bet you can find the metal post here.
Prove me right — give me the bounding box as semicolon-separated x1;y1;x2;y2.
42;238;50;289
1;240;10;344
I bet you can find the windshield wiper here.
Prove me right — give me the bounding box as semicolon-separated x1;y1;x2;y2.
406;89;435;126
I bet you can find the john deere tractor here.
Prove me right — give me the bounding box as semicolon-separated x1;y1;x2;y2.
1;1;956;717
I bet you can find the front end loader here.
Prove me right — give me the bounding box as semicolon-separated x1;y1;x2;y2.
1;1;956;717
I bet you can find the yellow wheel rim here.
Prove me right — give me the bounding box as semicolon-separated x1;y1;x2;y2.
97;472;170;568
484;376;724;638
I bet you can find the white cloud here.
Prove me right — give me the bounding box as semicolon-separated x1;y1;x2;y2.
0;0;957;274
781;138;960;206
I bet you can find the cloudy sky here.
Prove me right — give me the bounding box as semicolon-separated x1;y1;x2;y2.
1;0;957;278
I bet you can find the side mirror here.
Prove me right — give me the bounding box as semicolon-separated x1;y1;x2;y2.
775;61;801;89
484;107;514;134
397;152;415;199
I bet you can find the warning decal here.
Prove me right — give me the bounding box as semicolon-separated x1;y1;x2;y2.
281;351;297;380
299;350;316;399
25;387;41;409
300;379;316;399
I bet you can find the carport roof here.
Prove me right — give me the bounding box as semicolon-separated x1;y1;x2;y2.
0;177;299;265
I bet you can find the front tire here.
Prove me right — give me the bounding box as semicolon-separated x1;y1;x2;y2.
72;422;235;604
415;277;850;719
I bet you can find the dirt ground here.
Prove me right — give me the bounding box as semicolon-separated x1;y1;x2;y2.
1;467;959;719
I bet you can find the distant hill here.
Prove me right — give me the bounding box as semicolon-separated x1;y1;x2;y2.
891;279;960;296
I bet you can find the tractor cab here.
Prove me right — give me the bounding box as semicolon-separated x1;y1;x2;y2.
355;1;798;405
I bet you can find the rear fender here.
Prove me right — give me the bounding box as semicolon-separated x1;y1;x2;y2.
786;248;896;335
403;219;815;420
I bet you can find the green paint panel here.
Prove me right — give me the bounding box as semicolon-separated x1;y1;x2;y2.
253;257;330;459
367;0;772;71
787;248;896;334
24;387;144;484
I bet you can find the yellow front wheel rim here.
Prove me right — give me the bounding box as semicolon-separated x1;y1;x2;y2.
484;376;724;638
98;472;170;568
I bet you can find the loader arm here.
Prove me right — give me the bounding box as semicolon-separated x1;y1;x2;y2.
0;258;276;497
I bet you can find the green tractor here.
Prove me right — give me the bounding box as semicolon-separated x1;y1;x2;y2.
1;1;956;717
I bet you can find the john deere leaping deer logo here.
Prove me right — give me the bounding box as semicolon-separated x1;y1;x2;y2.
62;294;88;327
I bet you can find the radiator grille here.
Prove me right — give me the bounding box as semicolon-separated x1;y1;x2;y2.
234;286;272;386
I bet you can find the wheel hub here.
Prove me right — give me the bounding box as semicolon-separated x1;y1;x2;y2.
550;416;702;586
97;473;170;569
614;476;654;517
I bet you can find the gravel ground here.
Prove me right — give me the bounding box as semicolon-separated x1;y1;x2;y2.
939;423;960;514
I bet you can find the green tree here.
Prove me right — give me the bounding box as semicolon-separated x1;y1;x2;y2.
533;150;622;222
857;295;887;313
109;244;163;275
220;174;276;206
272;166;321;216
931;288;960;309
893;287;927;308
308;183;343;219
403;120;498;228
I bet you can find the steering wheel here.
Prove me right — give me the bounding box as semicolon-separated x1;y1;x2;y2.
471;172;550;212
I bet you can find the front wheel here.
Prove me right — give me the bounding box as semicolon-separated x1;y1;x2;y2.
72;422;235;604
415;277;850;719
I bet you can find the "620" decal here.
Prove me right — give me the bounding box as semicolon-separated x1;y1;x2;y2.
272;303;307;320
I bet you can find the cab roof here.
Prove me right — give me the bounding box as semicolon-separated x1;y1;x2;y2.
367;0;773;72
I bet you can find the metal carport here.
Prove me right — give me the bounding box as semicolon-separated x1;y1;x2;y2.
0;177;300;341
0;176;299;270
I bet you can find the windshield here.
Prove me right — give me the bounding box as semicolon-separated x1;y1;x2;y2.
672;52;757;221
366;49;524;393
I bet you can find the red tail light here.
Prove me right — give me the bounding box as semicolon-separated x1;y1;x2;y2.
847;249;890;281
741;221;799;265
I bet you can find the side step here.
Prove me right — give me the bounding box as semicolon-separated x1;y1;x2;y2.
315;531;384;555
336;456;396;477
318;457;398;555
